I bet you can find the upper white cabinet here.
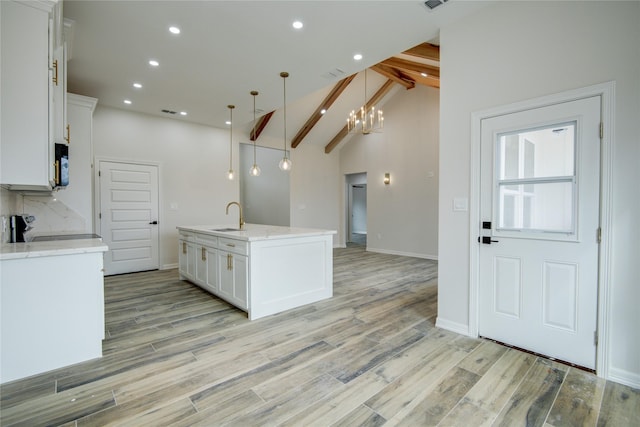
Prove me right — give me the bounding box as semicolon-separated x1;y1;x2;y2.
0;0;67;191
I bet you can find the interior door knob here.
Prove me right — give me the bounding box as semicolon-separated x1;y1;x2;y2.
149;220;158;225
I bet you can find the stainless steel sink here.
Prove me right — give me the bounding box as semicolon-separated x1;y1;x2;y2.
211;228;241;232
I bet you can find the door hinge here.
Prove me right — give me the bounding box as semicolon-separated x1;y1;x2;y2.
99;212;102;219
599;122;604;140
597;227;602;244
98;170;101;177
594;330;598;346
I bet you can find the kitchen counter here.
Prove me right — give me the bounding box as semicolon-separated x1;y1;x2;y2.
177;223;336;241
0;238;108;260
0;237;108;383
177;224;336;320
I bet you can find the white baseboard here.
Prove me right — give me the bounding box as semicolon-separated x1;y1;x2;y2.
162;263;178;270
436;317;471;336
366;246;438;261
608;367;640;389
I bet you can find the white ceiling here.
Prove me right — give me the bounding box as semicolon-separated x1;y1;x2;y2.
64;0;489;147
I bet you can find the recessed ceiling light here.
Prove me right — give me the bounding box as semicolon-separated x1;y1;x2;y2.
133;82;142;89
353;54;363;61
320;109;327;114
180;111;187;116
225;120;231;125
421;72;428;77
149;59;159;67
124;99;132;105
169;26;181;35
292;21;303;30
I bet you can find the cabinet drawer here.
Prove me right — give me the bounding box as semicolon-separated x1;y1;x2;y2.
178;231;195;242
196;234;218;248
218;237;247;255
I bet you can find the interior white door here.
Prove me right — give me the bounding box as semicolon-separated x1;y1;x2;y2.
479;96;601;369
99;161;159;275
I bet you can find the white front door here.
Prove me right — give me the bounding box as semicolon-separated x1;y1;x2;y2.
98;161;159;275
479;96;601;369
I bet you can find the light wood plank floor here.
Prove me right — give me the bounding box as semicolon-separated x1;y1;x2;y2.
1;245;638;426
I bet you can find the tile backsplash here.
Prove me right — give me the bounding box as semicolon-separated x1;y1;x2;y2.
0;188;89;240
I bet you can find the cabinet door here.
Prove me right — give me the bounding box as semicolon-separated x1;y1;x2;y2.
232;254;248;310
178;241;195;281
218;251;248;309
218;252;234;301
0;1;54;189
205;246;218;291
195;246;207;285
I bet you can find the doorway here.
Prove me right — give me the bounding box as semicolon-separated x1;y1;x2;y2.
469;82;614;376
346;173;367;246
96;160;160;275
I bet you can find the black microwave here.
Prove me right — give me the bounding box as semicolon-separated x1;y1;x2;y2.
54;143;69;187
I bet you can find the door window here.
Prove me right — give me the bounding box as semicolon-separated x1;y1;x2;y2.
495;122;576;237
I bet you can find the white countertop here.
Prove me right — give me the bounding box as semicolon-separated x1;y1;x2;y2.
0;239;108;260
177;223;336;241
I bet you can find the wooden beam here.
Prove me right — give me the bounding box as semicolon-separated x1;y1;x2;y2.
371;64;415;90
379;57;440;79
250;111;275;141
402;42;440;61
291;74;356;149
325;79;395;154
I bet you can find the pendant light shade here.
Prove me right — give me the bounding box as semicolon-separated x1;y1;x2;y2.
278;71;291;172
227;105;235;180
249;90;261;177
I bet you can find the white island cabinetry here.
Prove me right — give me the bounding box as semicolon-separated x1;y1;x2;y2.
177;224;335;320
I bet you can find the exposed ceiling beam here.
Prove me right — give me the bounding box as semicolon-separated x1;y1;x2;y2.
325;79;395;154
250;111;275;141
291;74;356;149
371;64;415;90
379;57;440;79
402;42;440;61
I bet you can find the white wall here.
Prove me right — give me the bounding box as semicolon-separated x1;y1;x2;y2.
438;1;640;387
93;106;238;269
340;84;439;258
240;143;290;226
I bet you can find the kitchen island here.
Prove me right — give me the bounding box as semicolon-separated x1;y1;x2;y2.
177;224;335;320
0;238;108;383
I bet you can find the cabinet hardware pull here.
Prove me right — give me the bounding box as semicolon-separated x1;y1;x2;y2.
52;60;58;86
201;247;206;261
65;124;70;144
182;242;186;254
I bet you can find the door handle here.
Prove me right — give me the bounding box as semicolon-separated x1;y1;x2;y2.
480;236;499;244
201;247;206;261
149;221;158;225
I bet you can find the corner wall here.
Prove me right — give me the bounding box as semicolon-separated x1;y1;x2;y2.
438;1;640;387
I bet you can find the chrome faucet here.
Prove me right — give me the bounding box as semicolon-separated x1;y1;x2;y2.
225;201;245;230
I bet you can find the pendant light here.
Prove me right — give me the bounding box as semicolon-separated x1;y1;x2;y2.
227;105;235;180
249;91;261;177
278;71;292;172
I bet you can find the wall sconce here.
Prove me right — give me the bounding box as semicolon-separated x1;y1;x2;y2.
383;173;391;185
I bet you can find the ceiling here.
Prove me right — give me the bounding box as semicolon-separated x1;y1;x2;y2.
63;1;489;149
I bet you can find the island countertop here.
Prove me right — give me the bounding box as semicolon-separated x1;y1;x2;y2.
177;223;336;241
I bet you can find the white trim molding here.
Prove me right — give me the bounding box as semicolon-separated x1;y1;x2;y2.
436;317;469;336
468;81;615;380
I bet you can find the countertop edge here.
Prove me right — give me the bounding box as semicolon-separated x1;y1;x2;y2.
177;224;337;241
1;239;109;260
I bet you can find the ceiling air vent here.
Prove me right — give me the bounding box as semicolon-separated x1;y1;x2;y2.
321;68;346;80
161;109;177;115
424;0;448;11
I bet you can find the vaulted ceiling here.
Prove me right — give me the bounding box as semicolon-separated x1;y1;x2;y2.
63;1;485;152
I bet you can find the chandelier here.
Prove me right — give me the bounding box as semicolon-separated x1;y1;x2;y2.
347;68;383;135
